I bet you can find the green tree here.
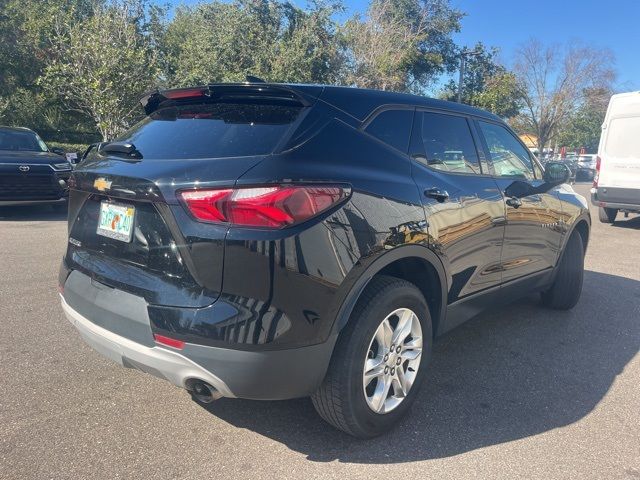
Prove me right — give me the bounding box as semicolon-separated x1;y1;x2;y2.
556;87;611;152
440;43;522;118
0;0;98;135
40;0;159;140
344;0;462;92
158;0;345;87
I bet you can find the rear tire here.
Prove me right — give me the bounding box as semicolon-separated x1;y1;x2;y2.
541;233;584;310
311;275;432;438
598;207;617;223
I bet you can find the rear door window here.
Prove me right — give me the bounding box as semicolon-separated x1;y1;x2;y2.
419;112;481;174
106;102;303;160
364;109;414;153
605;116;640;158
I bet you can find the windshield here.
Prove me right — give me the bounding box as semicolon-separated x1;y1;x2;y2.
0;129;48;152
108;101;303;160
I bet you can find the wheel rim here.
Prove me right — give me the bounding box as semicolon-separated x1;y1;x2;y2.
363;308;423;414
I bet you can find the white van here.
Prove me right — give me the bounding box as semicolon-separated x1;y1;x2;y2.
592;91;640;223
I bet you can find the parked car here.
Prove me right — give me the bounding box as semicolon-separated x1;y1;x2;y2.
0;126;72;206
576;154;597;181
592;91;640;223
560;156;578;183
59;82;590;438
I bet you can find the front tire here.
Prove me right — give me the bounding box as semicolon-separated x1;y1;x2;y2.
541;233;584;310
598;207;617;223
311;275;432;438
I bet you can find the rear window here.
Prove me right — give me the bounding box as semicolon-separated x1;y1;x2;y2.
364;109;413;152
605;117;640;158
111;102;302;160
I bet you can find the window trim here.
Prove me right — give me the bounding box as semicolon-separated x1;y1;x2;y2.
473;118;542;180
360;104;417;130
410;108;491;177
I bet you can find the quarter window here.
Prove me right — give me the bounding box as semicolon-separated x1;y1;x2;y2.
365;109;414;153
419;112;481;174
479;122;536;179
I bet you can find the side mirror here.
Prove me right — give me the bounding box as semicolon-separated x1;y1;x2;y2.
504;180;533;199
543;161;571;185
51;147;65;156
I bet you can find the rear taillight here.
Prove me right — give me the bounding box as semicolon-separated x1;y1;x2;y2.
593;155;601;188
179;185;349;228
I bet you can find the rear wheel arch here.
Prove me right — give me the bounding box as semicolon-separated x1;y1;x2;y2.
332;246;447;339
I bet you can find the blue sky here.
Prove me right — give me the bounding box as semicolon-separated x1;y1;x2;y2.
173;0;640;91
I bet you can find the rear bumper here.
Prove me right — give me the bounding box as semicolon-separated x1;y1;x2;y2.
61;295;235;397
61;290;337;401
590;188;640;212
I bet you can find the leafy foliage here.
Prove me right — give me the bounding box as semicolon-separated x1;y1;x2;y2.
344;0;462;92
440;43;522;118
0;0;97;134
556;87;611;152
159;0;346;87
39;1;159;140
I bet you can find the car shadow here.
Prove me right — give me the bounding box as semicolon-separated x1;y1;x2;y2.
612;215;640;229
194;270;639;463
0;203;67;221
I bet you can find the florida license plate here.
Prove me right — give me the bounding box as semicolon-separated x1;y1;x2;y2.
97;201;135;242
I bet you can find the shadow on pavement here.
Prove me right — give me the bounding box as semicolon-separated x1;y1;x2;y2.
611;215;640;229
0;203;67;221
196;270;640;463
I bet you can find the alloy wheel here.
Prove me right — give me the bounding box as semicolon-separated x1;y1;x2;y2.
362;308;423;414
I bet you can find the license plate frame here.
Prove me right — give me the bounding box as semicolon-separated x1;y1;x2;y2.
96;201;136;243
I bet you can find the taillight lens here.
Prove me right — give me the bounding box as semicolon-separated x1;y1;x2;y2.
179;185;349;228
162;87;208;100
593;155;601;188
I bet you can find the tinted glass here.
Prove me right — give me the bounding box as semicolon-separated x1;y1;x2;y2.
479;122;535;179
365;109;413;152
0;129;48;152
111;102;302;160
420;113;480;174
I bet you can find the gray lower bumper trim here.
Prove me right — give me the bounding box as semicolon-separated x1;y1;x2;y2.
591;192;640;211
61;295;236;397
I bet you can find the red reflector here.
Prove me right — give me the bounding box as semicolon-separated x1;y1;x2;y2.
179;185;349;228
153;334;185;350
58;285;64;295
163;88;207;100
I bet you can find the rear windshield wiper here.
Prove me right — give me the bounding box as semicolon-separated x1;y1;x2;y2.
98;142;143;161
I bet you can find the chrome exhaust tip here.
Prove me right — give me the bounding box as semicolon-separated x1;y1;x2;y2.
188;380;223;404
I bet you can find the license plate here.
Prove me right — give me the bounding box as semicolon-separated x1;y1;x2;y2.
97;201;135;242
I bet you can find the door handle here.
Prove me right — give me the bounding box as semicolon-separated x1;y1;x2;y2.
424;187;449;202
505;197;522;208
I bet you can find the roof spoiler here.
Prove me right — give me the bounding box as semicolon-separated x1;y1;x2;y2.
140;82;314;115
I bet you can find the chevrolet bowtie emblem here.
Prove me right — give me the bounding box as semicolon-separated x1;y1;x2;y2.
93;177;112;191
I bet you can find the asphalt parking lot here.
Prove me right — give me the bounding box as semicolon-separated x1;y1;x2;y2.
1;183;639;480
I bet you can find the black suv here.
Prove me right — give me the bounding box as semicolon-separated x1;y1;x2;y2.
59;83;590;438
0;126;72;205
